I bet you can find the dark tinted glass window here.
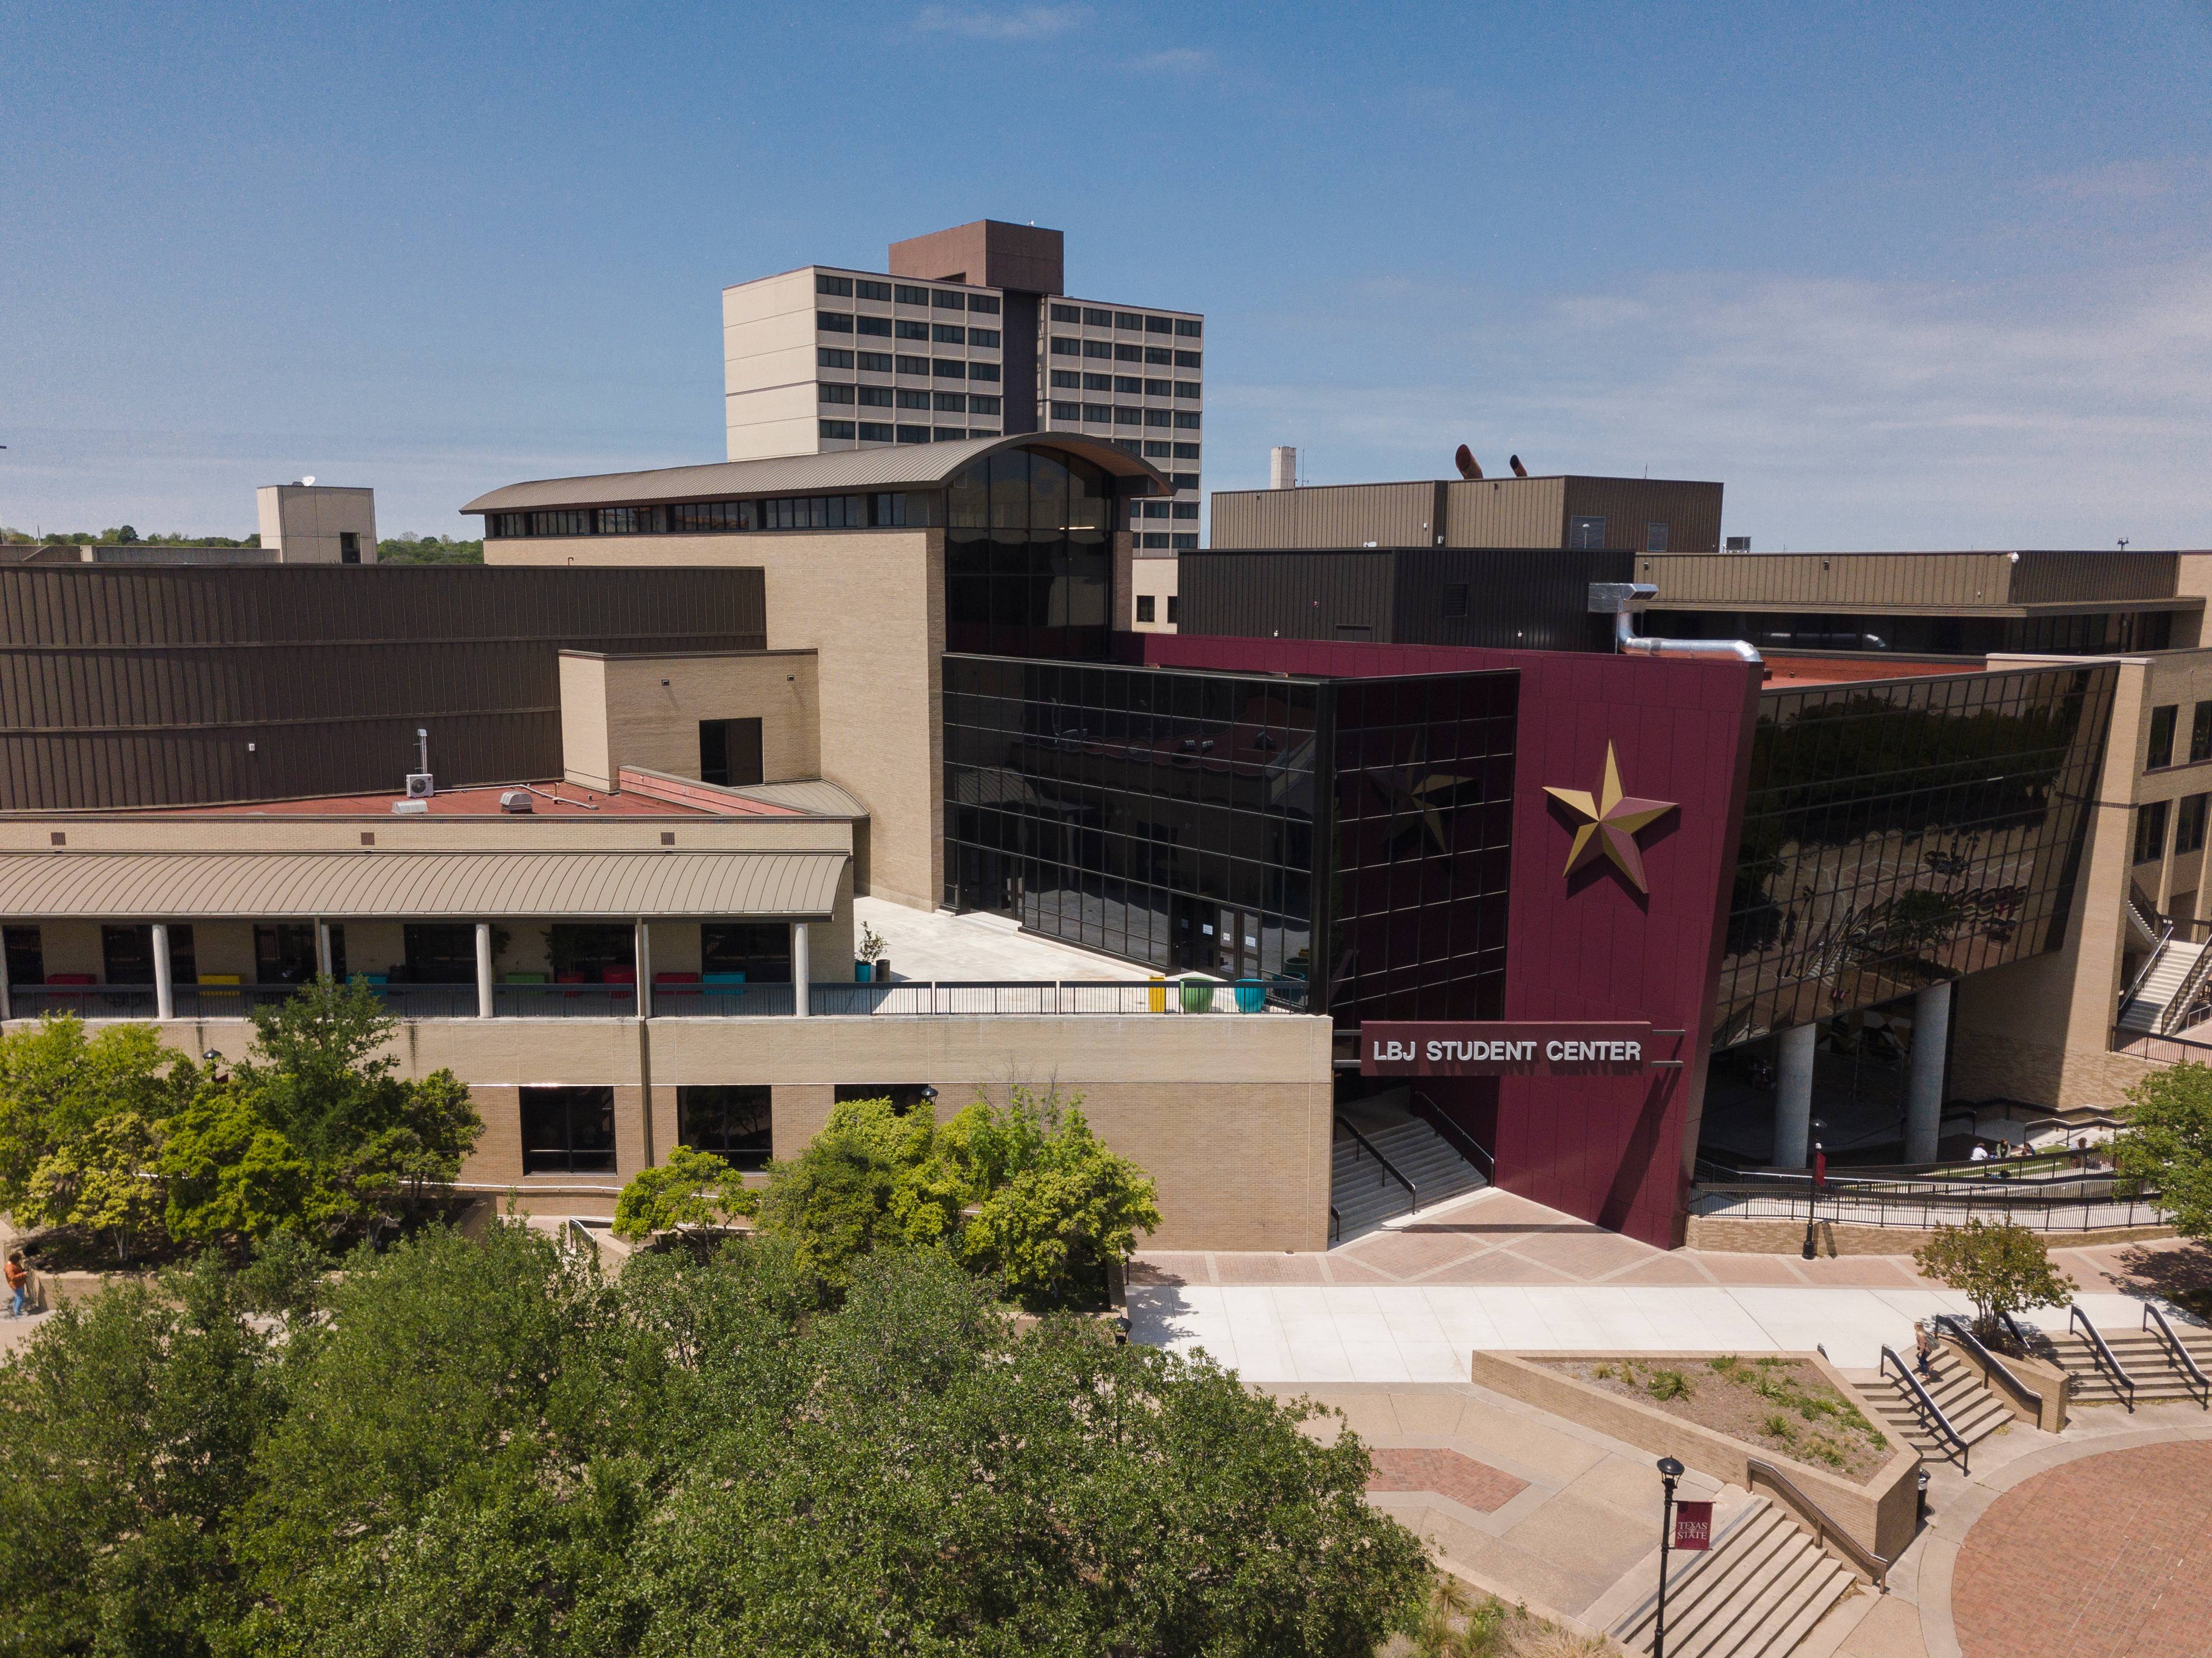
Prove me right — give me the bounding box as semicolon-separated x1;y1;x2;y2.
700;718;763;787
2139;799;2172;864
701;922;790;982
2149;704;2178;770
2192;701;2212;764
402;924;474;984
4;926;45;987
2178;794;2210;856
101;924;195;986
521;1086;616;1173
678;1085;772;1169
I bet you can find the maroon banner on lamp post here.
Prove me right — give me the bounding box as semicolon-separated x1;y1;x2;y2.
1672;1500;1714;1551
1359;1021;1655;1078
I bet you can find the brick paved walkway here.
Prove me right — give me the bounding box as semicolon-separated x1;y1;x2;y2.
1951;1441;2212;1658
1365;1446;1529;1512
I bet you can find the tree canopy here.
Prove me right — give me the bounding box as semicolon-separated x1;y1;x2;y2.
1913;1219;2076;1336
0;980;481;1264
0;1226;1428;1657
735;1087;1161;1309
2115;1060;2212;1239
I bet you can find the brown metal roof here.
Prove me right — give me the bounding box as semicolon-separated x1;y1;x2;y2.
0;849;848;920
462;434;1167;515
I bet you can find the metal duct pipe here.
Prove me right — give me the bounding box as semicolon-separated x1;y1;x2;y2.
1615;609;1762;663
1588;582;1761;663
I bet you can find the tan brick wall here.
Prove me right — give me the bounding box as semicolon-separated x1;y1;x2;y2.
87;1009;1333;1253
490;530;941;910
560;650;819;792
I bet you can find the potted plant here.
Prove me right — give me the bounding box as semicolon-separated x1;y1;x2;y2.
1179;977;1215;1014
857;924;888;983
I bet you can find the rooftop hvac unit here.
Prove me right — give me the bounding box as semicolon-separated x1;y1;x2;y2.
405;773;435;799
499;790;535;814
1725;536;1751;552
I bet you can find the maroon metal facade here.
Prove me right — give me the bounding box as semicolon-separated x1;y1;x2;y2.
1134;630;1763;1247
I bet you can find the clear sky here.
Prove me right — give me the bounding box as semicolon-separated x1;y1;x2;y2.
3;1;2208;549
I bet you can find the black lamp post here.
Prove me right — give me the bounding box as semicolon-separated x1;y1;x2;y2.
1655;1455;1684;1657
1800;1120;1825;1261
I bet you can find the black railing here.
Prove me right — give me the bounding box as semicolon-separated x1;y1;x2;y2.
2070;1304;2135;1412
7;976;1312;1023
1690;1166;2161;1232
1881;1344;1971;1470
1409;1089;1495;1183
1335;1113;1417;1213
1934;1313;2042;1421
2142;1304;2210;1408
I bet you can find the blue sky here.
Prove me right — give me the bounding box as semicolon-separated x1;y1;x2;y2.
3;1;2208;547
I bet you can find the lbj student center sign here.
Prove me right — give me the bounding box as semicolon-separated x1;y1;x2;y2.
1361;1022;1654;1077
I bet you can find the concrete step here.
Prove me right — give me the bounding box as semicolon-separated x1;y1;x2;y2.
2045;1327;2212;1405
2119;940;2208;1028
1330;1115;1487;1241
1869;1354;2013;1453
1612;1502;1861;1658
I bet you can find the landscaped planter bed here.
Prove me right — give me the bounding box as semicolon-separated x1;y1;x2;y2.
1540;1355;1891;1481
1468;1348;1920;1564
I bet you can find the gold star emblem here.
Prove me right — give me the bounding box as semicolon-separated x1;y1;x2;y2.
1543;742;1677;893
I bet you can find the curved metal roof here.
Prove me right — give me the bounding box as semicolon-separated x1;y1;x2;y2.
0;849;849;921
462;434;1168;515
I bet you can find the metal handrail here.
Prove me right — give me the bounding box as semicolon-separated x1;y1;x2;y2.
1335;1114;1418;1212
1881;1345;1971;1469
1745;1458;1892;1587
1998;1309;2035;1354
2119;911;2177;1026
1933;1313;2042;1419
2070;1305;2136;1412
2142;1304;2211;1407
2161;941;2212;1035
1408;1089;1495;1183
564;1216;601;1259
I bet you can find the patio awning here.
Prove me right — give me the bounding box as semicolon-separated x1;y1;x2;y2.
0;849;849;921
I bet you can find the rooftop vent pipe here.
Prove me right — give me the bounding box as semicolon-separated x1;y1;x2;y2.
1509;454;1529;478
1588;582;1761;663
1454;444;1483;480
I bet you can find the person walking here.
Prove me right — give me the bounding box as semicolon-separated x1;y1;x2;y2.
4;1253;27;1319
1914;1318;1937;1379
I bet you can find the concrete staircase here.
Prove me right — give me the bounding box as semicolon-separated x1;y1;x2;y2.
2044;1315;2212;1408
1862;1348;2013;1459
2118;938;2208;1032
1609;1497;1862;1658
1330;1116;1487;1239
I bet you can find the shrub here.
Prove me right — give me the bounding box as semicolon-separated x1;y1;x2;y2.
1913;1219;2075;1338
612;1145;740;1242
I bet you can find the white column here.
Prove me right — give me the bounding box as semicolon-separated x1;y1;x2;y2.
634;919;653;1020
152;922;175;1021
791;921;810;1018
1905;981;1952;1164
1774;1022;1816;1168
316;920;333;979
475;922;494;1019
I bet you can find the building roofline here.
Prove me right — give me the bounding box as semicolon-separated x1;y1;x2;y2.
462;433;1170;515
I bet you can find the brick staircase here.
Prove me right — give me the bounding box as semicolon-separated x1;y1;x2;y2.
1862;1348;2013;1459
1330;1116;1488;1239
1608;1497;1862;1658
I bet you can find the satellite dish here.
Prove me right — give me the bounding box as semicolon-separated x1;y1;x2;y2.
302;475;316;486
1453;444;1483;481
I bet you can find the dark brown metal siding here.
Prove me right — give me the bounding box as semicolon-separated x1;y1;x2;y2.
1177;550;1398;640
2010;551;2179;605
1560;479;1725;555
1390;547;1631;650
0;567;766;810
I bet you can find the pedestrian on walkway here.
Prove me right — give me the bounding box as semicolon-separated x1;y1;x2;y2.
1914;1318;1936;1379
4;1253;26;1319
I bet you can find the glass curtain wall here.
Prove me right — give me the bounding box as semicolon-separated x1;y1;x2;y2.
1327;673;1519;1025
943;655;1519;1024
945;446;1112;661
944;655;1322;984
1714;663;2116;1046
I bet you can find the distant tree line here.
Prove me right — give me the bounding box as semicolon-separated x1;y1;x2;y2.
376;534;484;564
0;526;261;547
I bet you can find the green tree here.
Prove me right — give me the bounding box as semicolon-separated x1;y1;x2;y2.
1913;1220;2077;1337
157;1085;321;1251
950;1086;1163;1310
18;1110;166;1265
0;1016;186;1209
749;1095;969;1291
612;1145;740;1242
0;1256;279;1658
2115;1060;2212;1239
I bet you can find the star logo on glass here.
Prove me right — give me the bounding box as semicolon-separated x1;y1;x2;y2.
1543;743;1677;894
